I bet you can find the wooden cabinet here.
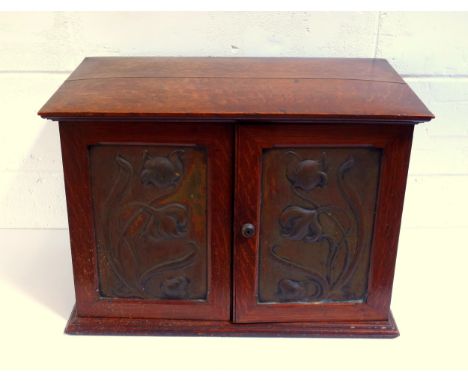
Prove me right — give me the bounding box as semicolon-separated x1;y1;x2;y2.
39;57;433;337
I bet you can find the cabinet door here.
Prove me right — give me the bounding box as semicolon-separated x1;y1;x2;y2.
60;122;232;321
233;124;413;323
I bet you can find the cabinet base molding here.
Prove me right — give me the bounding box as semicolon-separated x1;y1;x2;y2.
65;307;399;338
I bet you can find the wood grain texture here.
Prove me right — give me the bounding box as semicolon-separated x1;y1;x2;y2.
40;57;433;337
233;124;414;324
65;57;405;81
65;306;399;338
59;121;233;321
38;57;433;122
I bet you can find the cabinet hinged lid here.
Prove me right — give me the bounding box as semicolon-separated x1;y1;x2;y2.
38;57;434;123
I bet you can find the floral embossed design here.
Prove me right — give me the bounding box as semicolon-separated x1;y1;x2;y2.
99;149;203;300
286;152;327;191
140;150;184;188
277;279;307;301
268;153;363;303
161;276;191;299
279;206;324;243
137;204;189;241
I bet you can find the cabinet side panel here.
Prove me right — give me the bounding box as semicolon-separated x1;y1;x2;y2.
90;145;208;301
258;147;381;304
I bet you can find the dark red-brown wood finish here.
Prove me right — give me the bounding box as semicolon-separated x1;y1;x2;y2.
39;57;433;122
59;121;233;321
65;307;399;338
38;57;434;337
233;124;413;324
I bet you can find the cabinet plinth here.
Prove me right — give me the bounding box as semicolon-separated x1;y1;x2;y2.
39;57;433;338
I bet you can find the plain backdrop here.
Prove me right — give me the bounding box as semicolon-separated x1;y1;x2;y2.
0;12;467;370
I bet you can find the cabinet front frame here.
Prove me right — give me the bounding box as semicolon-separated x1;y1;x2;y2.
233;123;413;323
59;121;233;321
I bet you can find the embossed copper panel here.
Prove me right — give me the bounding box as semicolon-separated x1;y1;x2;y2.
90;145;207;300
258;147;381;303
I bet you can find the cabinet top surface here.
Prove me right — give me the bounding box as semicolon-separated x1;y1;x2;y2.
38;57;433;122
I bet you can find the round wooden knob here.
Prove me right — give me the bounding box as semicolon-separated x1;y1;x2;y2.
241;223;256;238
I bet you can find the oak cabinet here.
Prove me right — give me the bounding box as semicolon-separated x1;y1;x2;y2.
39;57;433;337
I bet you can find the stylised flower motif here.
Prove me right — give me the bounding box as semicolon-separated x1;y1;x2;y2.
277;278;307;301
141;204;189;241
279;206;323;242
160;276;190;299
286;152;327;191
140;150;183;188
